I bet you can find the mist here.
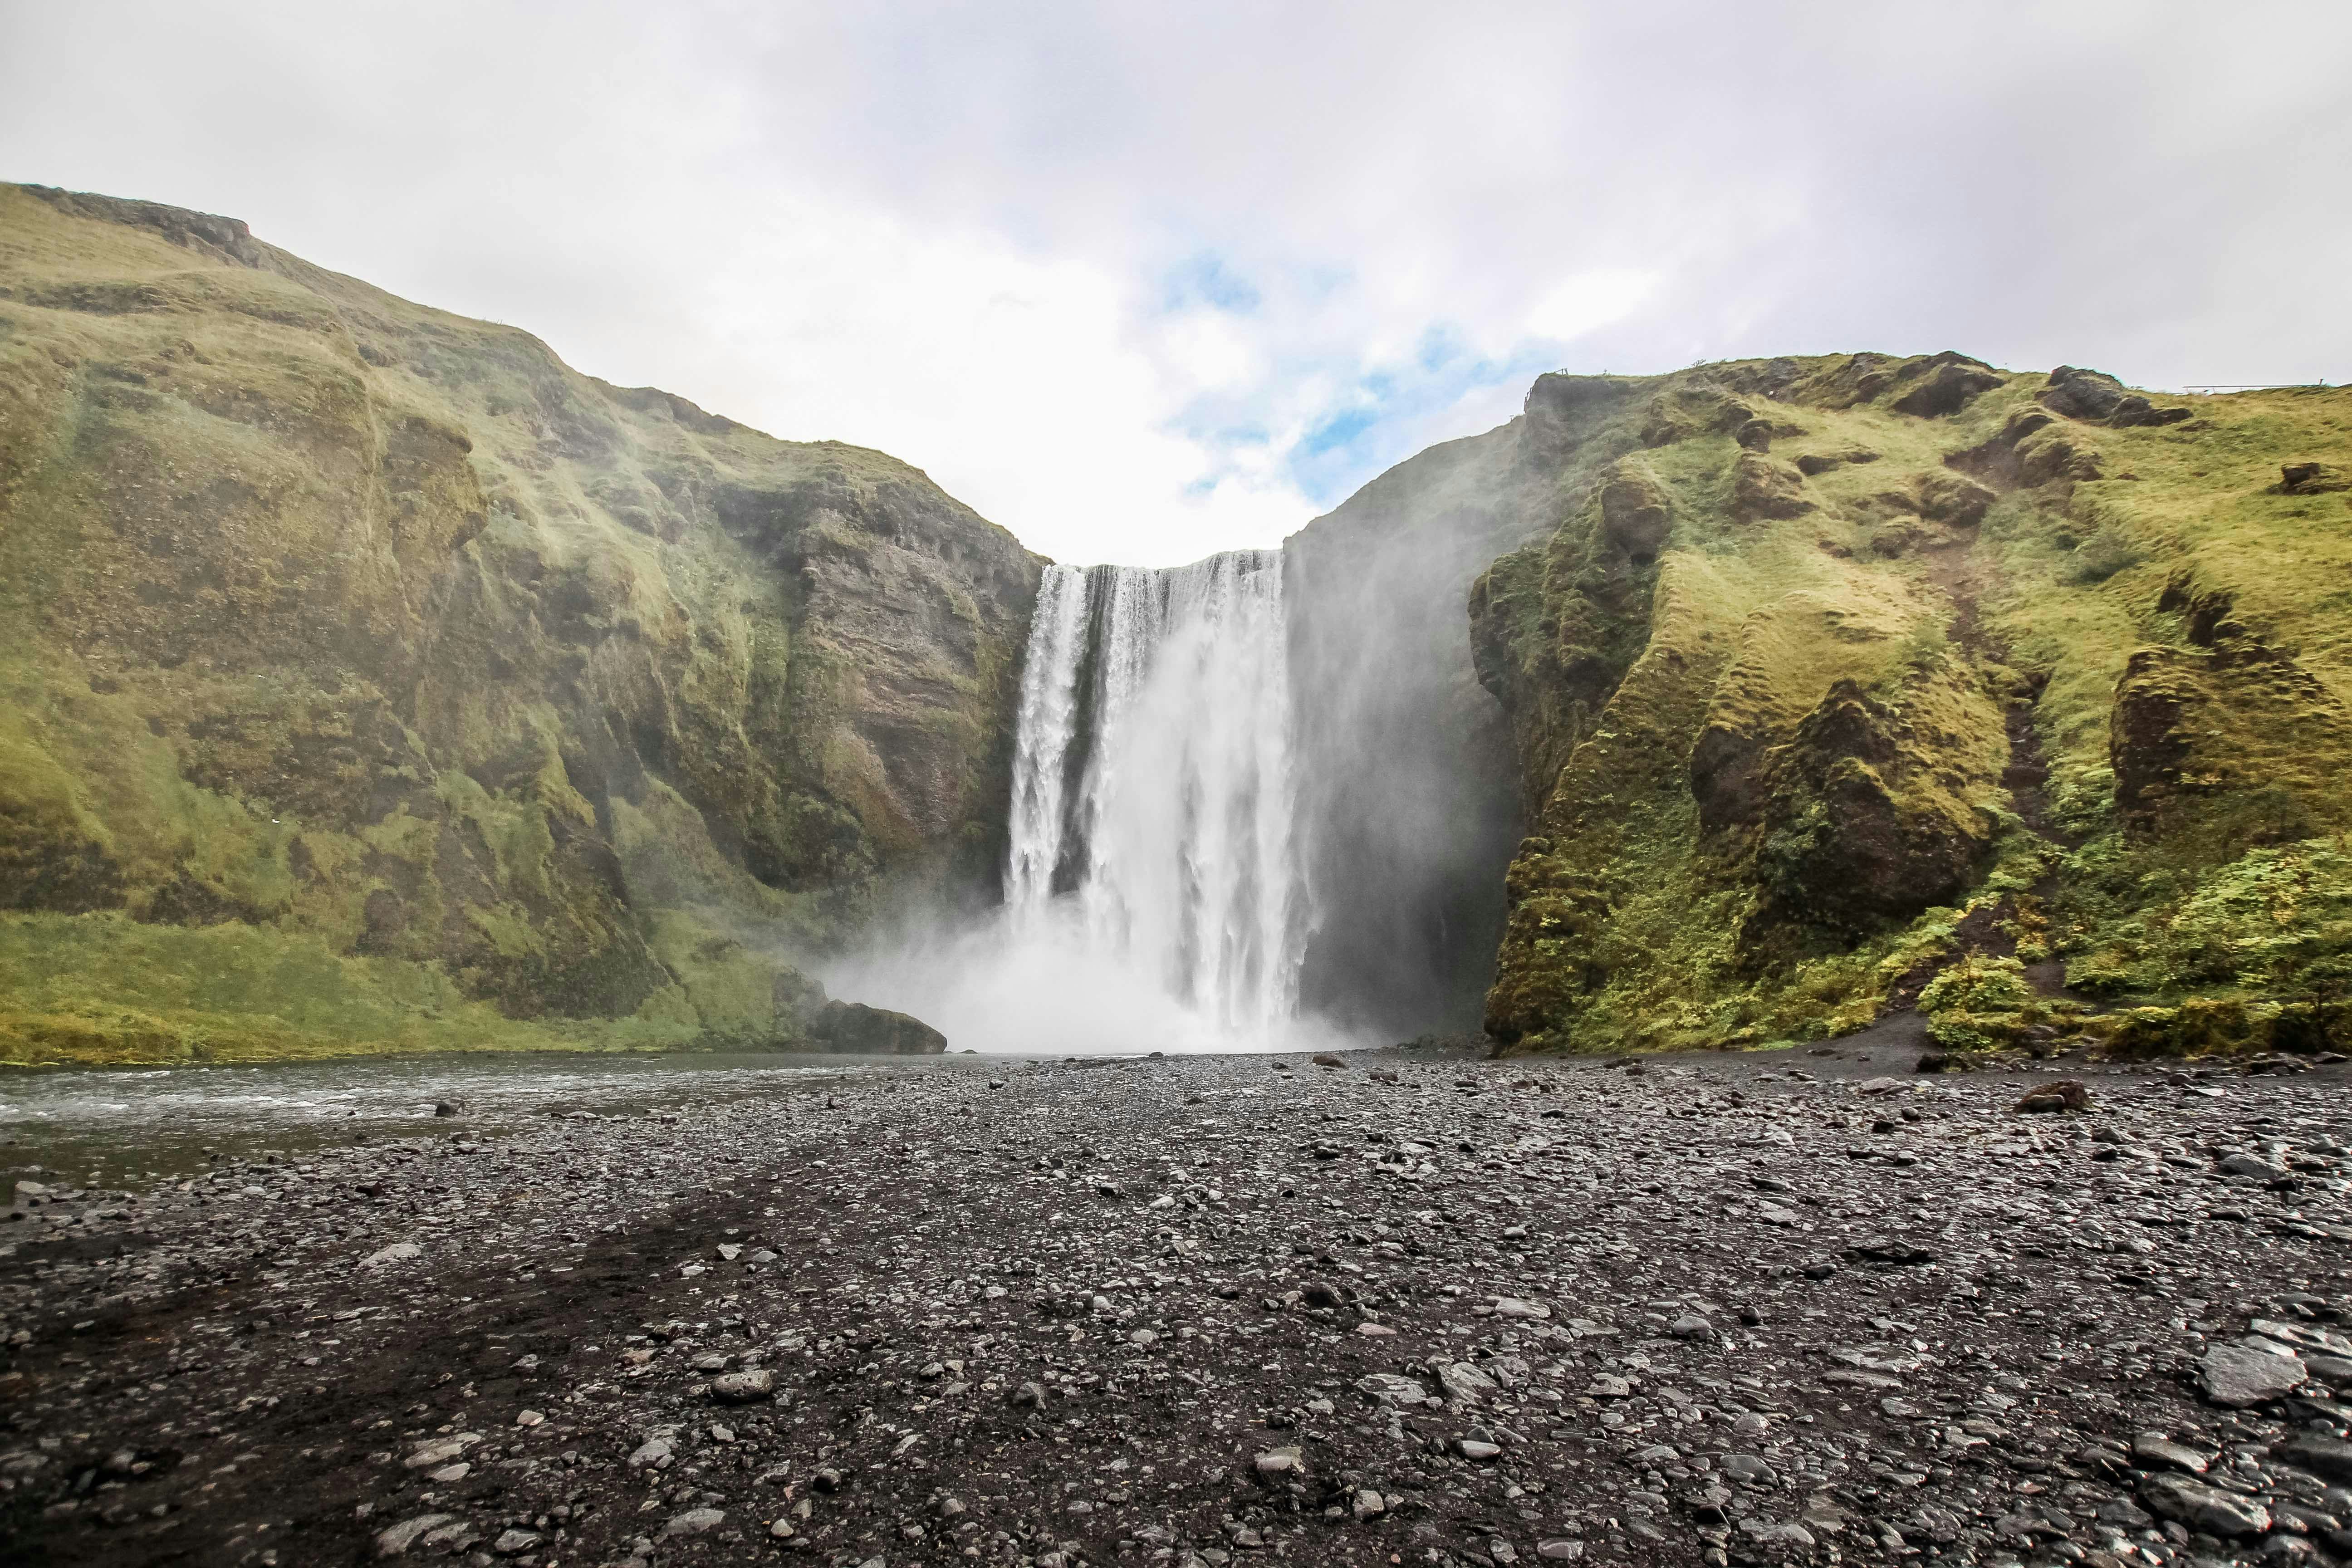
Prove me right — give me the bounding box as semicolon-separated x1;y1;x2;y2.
823;551;1363;1055
825;410;1546;1053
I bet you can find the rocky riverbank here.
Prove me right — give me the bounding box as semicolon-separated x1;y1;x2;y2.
5;1041;2351;1568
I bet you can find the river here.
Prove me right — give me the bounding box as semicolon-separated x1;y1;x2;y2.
0;1051;965;1189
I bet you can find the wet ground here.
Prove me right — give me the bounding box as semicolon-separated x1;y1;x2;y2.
0;1053;932;1184
4;1036;2350;1568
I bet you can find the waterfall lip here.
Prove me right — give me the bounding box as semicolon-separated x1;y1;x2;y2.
1000;549;1308;1044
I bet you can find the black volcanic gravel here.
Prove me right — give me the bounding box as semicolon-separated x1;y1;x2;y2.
5;1045;2352;1568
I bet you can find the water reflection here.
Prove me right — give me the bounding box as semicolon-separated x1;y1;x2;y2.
0;1052;913;1186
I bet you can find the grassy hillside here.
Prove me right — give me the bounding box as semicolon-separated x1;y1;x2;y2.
0;185;1041;1064
1468;353;2352;1057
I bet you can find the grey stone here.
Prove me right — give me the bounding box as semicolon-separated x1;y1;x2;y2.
2141;1474;2274;1538
402;1434;479;1470
1438;1361;1498;1403
1356;1373;1430;1406
2275;1436;2352;1482
2203;1341;2308;1407
1737;1518;1816;1547
375;1513;455;1558
710;1368;776;1403
2134;1432;2213;1474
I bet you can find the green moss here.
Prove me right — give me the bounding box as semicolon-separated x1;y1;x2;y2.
0;910;622;1064
0;183;1041;1062
1478;351;2352;1056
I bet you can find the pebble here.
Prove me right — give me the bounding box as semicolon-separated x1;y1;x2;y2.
9;1043;2352;1568
662;1506;725;1537
709;1368;776;1403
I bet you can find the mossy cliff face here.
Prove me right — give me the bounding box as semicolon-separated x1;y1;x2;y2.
1465;353;2352;1054
0;185;1041;1063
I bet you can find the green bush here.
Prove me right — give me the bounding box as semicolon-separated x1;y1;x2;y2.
1918;952;2038;1016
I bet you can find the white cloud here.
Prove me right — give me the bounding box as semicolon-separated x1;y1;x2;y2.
1524;270;1659;351
3;1;2347;564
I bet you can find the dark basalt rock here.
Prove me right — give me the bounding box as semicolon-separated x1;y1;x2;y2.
1889;353;2004;418
806;1000;948;1055
1597;461;1672;561
2280;461;2348;495
2107;394;2193;427
2041;365;2189;427
1794;448;1879;476
2041;364;2131;421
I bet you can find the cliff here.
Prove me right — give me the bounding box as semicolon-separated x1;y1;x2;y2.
1461;353;2352;1056
0;184;1042;1063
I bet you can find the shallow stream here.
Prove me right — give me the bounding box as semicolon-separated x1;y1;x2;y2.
0;1051;935;1188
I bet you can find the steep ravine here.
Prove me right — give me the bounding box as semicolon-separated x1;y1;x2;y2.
0;184;1042;1062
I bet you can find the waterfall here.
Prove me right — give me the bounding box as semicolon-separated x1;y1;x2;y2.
1004;551;1309;1034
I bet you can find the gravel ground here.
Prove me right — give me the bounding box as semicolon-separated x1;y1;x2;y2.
4;1040;2351;1568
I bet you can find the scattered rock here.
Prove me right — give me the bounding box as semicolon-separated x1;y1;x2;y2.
2132;1432;2213;1474
2201;1341;2308;1408
2015;1080;2090;1113
15;1044;2352;1568
2274;1436;2352;1483
376;1513;456;1557
2141;1474;2274;1538
710;1368;776;1403
662;1507;725;1537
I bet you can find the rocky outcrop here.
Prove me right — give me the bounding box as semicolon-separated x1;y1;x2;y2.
0;184;1034;1060
2040;364;2190;427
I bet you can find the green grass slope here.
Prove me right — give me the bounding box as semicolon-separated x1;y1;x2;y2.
0;185;1041;1064
1468;353;2352;1057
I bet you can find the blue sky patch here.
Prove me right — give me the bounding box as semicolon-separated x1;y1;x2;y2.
1160;252;1261;315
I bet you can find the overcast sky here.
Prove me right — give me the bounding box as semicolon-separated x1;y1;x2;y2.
5;3;2347;566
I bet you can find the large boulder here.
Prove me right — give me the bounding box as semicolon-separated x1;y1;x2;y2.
806;1000;948;1055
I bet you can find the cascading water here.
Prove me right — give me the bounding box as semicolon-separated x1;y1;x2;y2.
828;548;1338;1054
1003;552;1308;1033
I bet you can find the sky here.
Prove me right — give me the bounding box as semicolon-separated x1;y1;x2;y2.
4;2;2347;567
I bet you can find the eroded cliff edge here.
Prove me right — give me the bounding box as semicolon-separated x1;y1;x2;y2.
0;185;1042;1061
1465;354;2352;1056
